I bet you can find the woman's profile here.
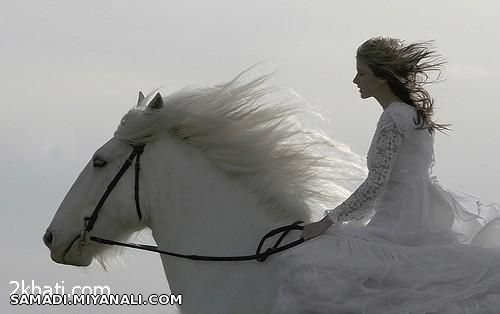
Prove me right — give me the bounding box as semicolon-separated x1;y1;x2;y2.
273;37;500;313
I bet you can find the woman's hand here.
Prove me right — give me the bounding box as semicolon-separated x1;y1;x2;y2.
302;216;334;240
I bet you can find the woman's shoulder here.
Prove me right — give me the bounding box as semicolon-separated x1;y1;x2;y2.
385;101;416;115
378;101;417;133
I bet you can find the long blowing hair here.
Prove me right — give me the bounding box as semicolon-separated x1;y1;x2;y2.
356;37;450;133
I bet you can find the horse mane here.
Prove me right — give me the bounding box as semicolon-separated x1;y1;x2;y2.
114;71;366;221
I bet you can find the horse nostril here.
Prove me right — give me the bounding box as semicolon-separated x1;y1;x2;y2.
43;230;53;248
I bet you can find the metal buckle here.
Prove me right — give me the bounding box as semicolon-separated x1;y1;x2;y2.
79;230;90;246
77;230;90;256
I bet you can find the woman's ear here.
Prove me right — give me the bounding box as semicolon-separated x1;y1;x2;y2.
377;76;388;86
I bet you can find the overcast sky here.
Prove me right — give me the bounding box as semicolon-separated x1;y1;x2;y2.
2;1;499;313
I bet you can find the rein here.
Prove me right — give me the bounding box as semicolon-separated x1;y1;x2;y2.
79;144;305;263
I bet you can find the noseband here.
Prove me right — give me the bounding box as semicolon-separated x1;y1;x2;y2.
83;144;145;236
78;143;304;262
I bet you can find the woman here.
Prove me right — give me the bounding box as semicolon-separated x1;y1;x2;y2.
272;37;500;313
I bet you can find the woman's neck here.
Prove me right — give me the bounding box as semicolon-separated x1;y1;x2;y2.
376;94;402;110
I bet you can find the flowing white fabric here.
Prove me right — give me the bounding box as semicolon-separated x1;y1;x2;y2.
272;102;500;313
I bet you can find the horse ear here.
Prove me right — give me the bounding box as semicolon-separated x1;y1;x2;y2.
137;91;145;106
149;93;164;109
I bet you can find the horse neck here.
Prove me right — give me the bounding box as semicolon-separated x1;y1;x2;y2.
143;135;291;313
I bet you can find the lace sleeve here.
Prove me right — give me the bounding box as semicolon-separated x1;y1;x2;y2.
327;112;405;223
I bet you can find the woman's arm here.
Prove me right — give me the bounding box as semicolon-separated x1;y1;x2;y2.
302;110;409;240
327;112;405;224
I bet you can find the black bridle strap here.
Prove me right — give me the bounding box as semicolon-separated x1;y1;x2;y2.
90;221;304;262
134;145;144;220
84;144;145;233
82;143;307;263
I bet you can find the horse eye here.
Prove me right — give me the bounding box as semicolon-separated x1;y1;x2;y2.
92;157;108;168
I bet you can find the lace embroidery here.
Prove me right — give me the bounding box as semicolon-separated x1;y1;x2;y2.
328;108;405;223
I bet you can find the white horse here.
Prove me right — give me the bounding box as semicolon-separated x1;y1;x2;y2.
44;73;366;313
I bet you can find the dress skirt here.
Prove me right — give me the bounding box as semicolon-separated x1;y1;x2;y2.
272;180;500;314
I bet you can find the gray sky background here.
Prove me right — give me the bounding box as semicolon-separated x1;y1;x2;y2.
2;1;499;313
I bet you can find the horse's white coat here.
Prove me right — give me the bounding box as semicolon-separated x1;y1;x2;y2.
146;134;290;313
46;73;367;313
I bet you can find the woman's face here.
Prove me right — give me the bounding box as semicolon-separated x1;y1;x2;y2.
352;59;384;99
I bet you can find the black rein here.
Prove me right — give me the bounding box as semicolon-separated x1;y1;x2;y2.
80;143;305;263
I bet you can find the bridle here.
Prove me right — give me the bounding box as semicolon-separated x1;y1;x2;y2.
78;143;305;263
83;144;145;234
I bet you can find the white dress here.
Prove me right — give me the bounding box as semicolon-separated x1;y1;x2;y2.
272;101;500;314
